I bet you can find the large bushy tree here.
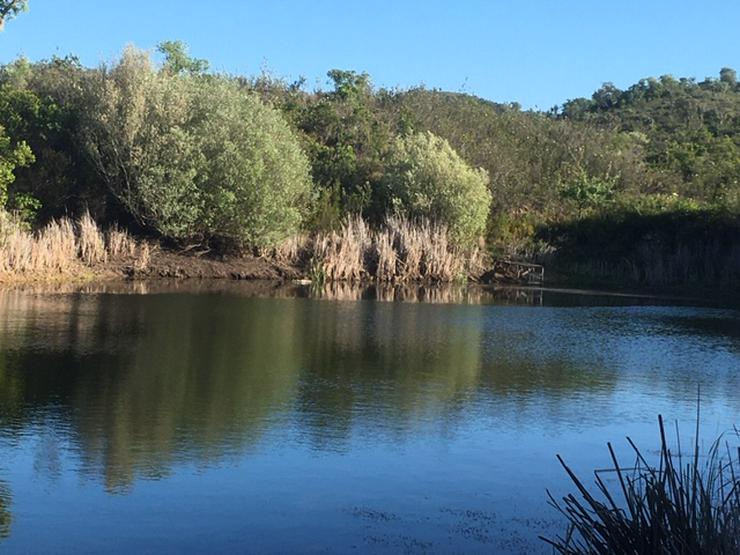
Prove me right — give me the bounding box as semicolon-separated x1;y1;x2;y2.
83;47;312;247
384;131;491;244
0;56;98;222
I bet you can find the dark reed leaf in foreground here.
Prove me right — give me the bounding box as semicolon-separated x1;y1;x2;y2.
542;415;740;554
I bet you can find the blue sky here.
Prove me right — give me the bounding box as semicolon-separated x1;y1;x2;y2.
0;0;738;109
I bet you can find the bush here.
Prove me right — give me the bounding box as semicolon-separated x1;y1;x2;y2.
83;47;312;248
384;131;491;245
0;123;33;210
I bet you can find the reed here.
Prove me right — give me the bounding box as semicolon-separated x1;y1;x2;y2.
78;211;107;264
307;215;478;283
107;224;138;258
311;216;370;282
542;412;740;554
0;210;145;279
133;242;151;272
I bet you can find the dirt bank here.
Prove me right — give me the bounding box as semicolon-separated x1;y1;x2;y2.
0;246;306;285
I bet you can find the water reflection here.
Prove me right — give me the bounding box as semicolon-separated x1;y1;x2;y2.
0;285;738;553
1;290;495;488
0;482;10;539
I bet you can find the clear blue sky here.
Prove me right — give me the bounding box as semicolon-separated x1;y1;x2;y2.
1;0;738;109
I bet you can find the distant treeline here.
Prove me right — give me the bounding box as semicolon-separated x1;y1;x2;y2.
0;41;738;285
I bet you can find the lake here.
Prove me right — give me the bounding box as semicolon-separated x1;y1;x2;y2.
0;282;738;553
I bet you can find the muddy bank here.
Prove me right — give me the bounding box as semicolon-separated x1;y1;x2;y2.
118;248;303;281
0;248;303;286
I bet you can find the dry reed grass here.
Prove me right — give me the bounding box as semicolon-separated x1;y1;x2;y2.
78;211;107;264
311;216;371;282
107;225;138;258
0;210;146;280
305;215;482;283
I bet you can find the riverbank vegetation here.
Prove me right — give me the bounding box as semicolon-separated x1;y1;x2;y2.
544;415;740;554
0;36;737;286
0;209;150;280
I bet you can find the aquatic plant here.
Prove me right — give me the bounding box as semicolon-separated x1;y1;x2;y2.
543;413;740;554
301;215;478;283
0;209;147;278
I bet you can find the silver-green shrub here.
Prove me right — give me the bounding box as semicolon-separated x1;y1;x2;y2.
385;131;491;245
84;47;311;247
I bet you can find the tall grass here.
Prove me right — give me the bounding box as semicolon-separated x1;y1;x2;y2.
78;211;107;264
0;210;150;279
543;413;740;554
311;216;371;282
283;215;484;283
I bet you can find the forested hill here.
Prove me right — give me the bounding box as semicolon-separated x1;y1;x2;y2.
0;44;738;286
560;70;740;203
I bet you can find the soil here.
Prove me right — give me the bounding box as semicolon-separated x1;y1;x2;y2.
0;246;307;286
120;249;304;281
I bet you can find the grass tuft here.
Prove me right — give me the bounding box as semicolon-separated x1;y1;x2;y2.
542;410;740;554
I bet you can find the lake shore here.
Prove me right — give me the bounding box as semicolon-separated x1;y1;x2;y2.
3;246;739;310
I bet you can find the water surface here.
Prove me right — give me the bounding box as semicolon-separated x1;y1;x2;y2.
0;283;738;553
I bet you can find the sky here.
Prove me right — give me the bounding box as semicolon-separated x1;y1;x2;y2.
0;0;738;109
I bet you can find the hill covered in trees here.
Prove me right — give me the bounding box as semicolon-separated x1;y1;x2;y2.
0;41;738;288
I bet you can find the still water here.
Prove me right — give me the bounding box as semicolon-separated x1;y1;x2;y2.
0;282;738;553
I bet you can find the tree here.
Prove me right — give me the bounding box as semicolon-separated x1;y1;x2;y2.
0;56;104;222
156;40;209;75
297;69;396;226
83;47;311;247
384;131;491;244
0;123;33;209
0;0;27;31
558;167;616;216
720;67;737;88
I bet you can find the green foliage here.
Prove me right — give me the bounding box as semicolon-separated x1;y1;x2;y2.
384;131;491;244
390;88;649;220
0;56;101;221
8;191;40;227
558;168;617;215
83;47;311;247
0;124;33;209
157;40;209;75
0;0;27;31
561;70;740;203
291;69;397;226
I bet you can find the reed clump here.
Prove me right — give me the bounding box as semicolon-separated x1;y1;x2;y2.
78;211;107;265
106;225;138;258
543;414;740;554
0;210;147;280
299;215;482;283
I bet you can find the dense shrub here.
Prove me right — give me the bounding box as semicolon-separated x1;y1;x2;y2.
0;123;33;209
0;56;102;222
384;131;491;244
83;48;312;248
